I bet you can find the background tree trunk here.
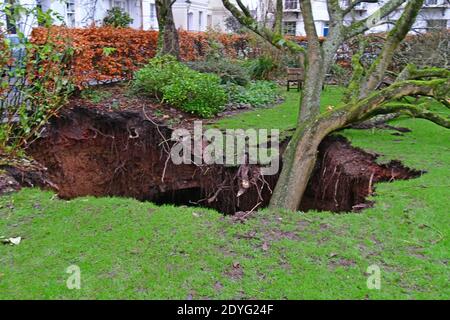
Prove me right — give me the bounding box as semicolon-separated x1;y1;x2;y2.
155;0;180;59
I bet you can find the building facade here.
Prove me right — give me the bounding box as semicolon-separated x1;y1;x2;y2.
1;0;448;36
0;0;232;34
258;0;450;37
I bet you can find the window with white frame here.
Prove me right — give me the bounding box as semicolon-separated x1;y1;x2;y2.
187;12;194;31
66;0;75;27
150;3;156;23
112;0;127;11
284;0;298;10
425;0;439;5
199;11;203;30
283;21;296;35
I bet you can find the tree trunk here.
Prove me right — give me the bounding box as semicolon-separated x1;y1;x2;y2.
269;111;347;211
156;0;180;59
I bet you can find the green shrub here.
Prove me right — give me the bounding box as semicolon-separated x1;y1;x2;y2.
163;73;227;118
187;59;250;86
103;7;134;28
246;56;278;80
133;55;227;117
225;81;280;107
132;55;190;98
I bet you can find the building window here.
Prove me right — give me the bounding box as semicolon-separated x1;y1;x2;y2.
66;0;76;27
112;0;127;11
150;3;156;22
283;21;296;36
284;0;298;10
207;14;212;28
187;12;194;31
323;23;329;36
199;11;203;30
427;19;447;30
425;0;438;5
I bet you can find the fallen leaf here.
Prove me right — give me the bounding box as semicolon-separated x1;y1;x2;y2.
262;241;269;251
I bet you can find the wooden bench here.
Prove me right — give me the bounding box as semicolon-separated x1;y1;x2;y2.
286;68;304;91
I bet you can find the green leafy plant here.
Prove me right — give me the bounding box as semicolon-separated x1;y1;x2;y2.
163;73;227;118
186;58;250;86
246;56;278;80
224;81;280;107
132;55;188;99
132;55;227;117
0;5;74;158
103;7;134;28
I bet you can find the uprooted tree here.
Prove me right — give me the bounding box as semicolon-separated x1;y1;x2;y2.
222;0;450;211
155;0;180;58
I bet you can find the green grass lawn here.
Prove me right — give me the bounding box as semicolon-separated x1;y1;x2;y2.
1;87;449;299
211;86;345;133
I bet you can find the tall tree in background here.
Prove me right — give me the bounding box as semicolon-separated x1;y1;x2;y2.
155;0;180;58
222;0;449;210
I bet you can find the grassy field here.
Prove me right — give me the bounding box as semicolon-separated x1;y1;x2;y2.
1;87;449;299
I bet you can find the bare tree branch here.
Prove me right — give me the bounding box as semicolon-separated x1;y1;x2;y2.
348;78;450;124
221;0;306;56
344;0;408;39
359;0;425;97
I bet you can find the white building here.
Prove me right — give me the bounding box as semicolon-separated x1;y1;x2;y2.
2;0;447;36
0;0;234;34
258;0;450;37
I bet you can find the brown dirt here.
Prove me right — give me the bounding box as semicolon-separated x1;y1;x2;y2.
0;160;52;196
26;105;422;214
299;136;422;212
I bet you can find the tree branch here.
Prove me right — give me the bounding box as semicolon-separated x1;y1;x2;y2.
344;0;408;39
359;0;424;97
273;0;283;35
300;0;320;45
343;37;367;103
221;0;306;56
347;78;450;124
397;64;450;81
364;102;450;128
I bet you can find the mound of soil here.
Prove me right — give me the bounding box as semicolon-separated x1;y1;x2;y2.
26;105;422;213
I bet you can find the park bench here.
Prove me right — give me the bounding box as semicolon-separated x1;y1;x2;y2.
286;68;304;91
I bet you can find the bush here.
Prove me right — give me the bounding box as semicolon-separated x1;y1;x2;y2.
225;81;280;107
133;56;227;117
187;58;250;86
163;73;227;118
103;7;134;28
132;55;189;98
246;56;278;80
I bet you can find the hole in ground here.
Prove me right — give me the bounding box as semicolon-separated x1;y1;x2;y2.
16;106;423;214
